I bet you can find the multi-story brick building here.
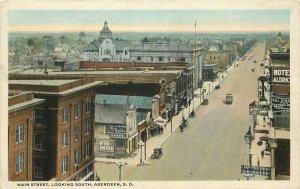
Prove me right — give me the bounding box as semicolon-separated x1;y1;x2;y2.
9;77;104;181
8;92;45;181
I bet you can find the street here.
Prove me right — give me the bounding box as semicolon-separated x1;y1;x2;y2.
95;42;267;181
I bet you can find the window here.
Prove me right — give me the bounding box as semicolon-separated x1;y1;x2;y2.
104;125;109;135
15;124;24;144
74;127;79;142
74;149;81;165
151;57;153;61
85;120;91;135
15;153;24;174
62;131;68;148
85;98;92;114
62;156;68;174
34;110;43;125
34;135;43;149
158;56;163;61
137;56;141;61
63;106;69;123
85;141;92;157
74;103;81;119
34;159;43;178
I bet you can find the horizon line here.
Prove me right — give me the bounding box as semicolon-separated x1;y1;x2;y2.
9;30;290;34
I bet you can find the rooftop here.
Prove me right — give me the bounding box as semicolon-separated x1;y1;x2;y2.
95;94;153;110
9;79;77;86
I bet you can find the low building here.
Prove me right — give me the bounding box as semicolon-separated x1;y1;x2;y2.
94;103;138;158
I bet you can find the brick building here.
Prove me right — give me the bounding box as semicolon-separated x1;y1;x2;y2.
8;92;45;181
9;77;104;181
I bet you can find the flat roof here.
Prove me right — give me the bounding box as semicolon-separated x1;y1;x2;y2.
16;69;182;75
9;79;78;86
9;98;45;113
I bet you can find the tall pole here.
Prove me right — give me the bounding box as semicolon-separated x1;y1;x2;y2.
144;140;146;161
140;144;143;165
118;164;121;181
171;113;173;133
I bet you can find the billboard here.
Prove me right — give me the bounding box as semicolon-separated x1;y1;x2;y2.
270;67;290;84
108;124;127;138
272;95;290;111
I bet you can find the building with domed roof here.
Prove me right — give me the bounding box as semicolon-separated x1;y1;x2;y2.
82;21;131;62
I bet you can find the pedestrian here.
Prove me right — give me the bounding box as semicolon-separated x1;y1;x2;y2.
161;127;164;133
261;150;264;159
180;125;183;132
257;158;260;166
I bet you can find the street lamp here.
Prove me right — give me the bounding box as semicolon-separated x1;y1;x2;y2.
244;127;254;180
138;140;145;166
116;162;127;181
181;105;185;121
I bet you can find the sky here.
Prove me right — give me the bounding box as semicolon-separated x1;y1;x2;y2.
8;10;290;33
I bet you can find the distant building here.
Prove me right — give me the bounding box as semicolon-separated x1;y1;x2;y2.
205;44;237;71
82;21;130;62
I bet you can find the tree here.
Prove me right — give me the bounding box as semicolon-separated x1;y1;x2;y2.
79;32;86;39
27;38;36;47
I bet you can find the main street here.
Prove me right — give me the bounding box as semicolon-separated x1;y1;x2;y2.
95;42;266;181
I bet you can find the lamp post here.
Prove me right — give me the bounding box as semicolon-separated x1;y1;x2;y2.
244;127;254;180
116;162;127;181
138;140;145;166
181;105;185;121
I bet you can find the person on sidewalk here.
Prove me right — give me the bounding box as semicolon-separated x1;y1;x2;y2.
257;158;260;166
261;150;264;159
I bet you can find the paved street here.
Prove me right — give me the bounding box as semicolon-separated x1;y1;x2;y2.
95;42;267;181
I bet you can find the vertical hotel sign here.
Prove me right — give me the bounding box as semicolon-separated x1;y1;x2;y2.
270;67;290;84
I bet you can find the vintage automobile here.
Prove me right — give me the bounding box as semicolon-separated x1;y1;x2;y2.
150;148;163;159
224;94;233;104
201;99;209;105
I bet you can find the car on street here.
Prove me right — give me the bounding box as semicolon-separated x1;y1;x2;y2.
201;99;208;105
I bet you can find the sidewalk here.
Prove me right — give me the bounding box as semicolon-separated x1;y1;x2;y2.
95;88;203;167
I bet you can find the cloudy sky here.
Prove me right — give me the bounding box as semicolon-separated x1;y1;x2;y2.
8;9;289;33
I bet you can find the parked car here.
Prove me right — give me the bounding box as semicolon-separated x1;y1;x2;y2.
215;85;220;89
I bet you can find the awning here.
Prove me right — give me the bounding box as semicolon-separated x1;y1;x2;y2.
154;116;167;127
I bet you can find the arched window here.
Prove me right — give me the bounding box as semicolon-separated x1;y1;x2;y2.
104;49;111;55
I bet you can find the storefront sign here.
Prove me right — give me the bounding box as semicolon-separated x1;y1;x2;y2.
271;68;290;84
241;165;271;176
109;124;127;138
98;139;114;152
272;95;290;111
